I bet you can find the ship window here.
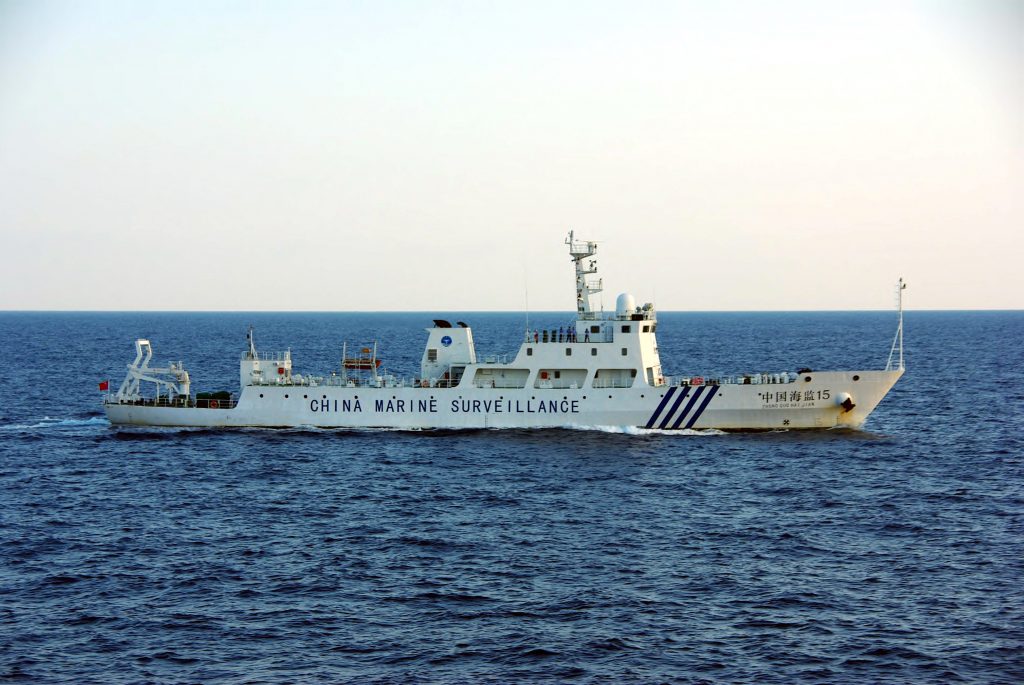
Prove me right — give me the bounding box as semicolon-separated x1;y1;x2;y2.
565;348;572;356
621;348;628;356
642;325;650;332
527;348;533;356
590;325;600;333
555;371;561;379
621;325;630;333
428;349;437;362
652;323;657;332
591;348;597;356
631;369;637;377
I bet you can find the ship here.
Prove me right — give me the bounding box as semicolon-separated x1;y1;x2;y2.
103;232;905;430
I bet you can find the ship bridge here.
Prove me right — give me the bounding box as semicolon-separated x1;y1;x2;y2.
430;233;665;391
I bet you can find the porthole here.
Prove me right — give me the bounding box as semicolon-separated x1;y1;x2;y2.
259;393;264;398
853;375;860;381
284;394;289;399
804;376;812;382
303;394;308;399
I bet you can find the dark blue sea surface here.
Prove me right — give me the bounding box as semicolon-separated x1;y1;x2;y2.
1;311;1022;684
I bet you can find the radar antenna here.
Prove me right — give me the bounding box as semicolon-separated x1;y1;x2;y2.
566;230;602;317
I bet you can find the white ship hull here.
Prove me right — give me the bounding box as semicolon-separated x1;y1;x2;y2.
103;234;906;432
105;369;902;431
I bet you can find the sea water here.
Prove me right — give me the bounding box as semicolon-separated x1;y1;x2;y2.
1;311;1022;683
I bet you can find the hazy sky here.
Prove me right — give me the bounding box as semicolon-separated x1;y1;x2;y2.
1;0;1020;311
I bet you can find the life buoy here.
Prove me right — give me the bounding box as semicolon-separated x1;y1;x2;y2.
209;399;219;409
277;367;285;375
540;371;549;380
691;376;704;386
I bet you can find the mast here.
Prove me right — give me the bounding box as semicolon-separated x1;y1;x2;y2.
566;230;602;317
886;278;906;371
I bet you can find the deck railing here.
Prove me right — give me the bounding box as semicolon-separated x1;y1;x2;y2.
110;396;238;410
241;351;291;361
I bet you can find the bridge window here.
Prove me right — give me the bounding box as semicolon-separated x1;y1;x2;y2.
621;325;631;333
594;368;635;388
473;368;529;389
590;325;600;333
534;368;586;389
642;325;650;332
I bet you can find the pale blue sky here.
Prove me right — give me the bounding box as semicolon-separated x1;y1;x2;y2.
1;0;1020;310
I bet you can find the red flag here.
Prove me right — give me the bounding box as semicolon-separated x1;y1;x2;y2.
98;381;109;391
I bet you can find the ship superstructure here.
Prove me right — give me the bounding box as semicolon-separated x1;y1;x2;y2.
103;233;904;430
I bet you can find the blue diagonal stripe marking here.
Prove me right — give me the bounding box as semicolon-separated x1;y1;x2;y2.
645;386;677;429
670;386;707;430
684;386;719;429
659;386;692;429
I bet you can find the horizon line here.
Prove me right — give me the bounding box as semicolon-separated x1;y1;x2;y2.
2;308;1020;314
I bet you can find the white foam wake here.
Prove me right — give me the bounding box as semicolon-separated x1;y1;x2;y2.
1;416;110;431
567;424;726;436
